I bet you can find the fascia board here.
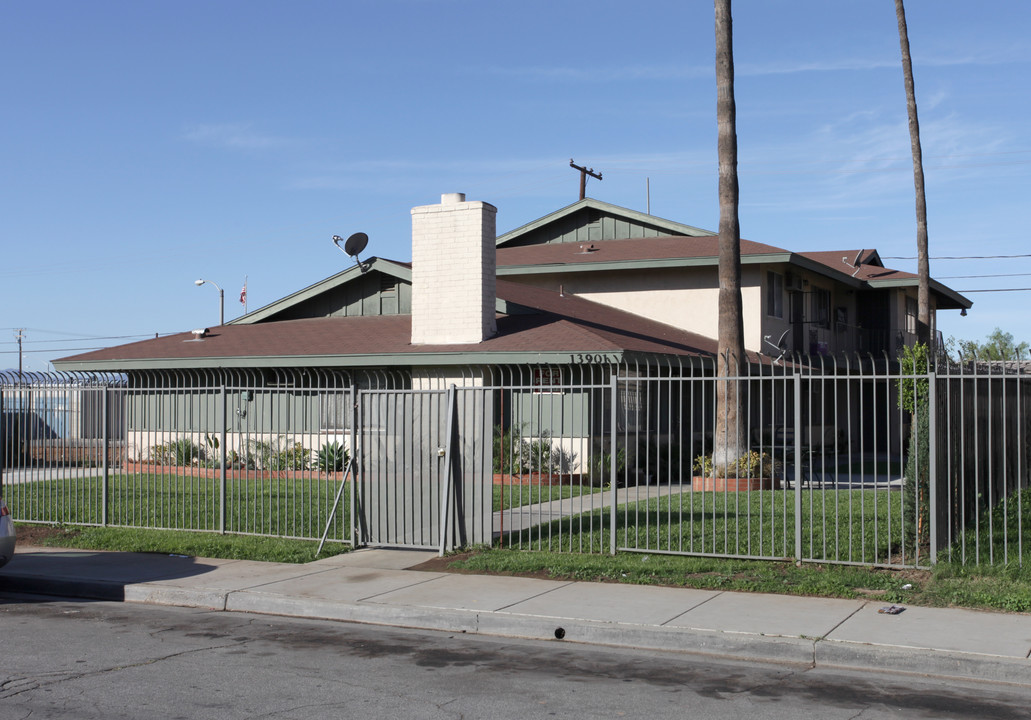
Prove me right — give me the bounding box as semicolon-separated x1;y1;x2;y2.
864;277;972;309
497;252;793;276
53;349;632;373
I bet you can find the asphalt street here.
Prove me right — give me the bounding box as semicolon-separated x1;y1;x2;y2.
3;597;1030;720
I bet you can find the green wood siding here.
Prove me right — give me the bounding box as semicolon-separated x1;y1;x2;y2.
272;271;411;320
127;388;326;434
506;207;683;248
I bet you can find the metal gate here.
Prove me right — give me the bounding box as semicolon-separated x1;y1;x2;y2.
356;386;493;551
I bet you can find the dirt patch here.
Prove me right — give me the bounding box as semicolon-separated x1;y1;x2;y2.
406;551;474;573
12;524;80;547
406;552;558;582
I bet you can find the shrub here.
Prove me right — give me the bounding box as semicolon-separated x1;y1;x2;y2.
243;438;311;471
315;441;350;473
693;450;780;479
149;437;203;466
492;424;571;474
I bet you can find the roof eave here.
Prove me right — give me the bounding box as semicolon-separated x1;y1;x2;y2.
53;349;638;373
498;252;794;276
864;277;973;310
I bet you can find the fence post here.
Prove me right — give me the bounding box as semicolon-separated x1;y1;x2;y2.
350;383;358;547
928;369;938;565
219;383;227;534
609;373;618;556
102;387;109;527
793;372;803;562
1;388;5;499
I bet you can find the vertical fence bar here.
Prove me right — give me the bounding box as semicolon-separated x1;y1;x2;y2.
609;372;618;556
101;384;110;527
928;368;938;564
350;383;358;547
793;372;803;561
219;382;227;534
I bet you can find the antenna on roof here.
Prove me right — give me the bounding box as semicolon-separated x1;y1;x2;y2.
333;232;370;273
569;159;602;201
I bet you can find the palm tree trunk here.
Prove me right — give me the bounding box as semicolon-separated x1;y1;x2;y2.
714;0;746;472
895;0;931;346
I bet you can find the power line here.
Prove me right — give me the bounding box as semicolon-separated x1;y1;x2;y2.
956;288;1031;293
937;273;1031;279
0;346;111;355
883;253;1031;260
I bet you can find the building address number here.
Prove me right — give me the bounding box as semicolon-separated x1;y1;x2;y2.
568;353;620;364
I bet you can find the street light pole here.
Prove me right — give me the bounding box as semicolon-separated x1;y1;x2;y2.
194;279;224;326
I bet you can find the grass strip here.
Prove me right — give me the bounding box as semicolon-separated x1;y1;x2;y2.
15;523;349;564
442;548;1031;613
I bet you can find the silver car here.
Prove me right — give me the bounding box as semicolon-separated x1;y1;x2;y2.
0;498;15;568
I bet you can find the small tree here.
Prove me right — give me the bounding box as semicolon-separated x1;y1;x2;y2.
899;342;930;551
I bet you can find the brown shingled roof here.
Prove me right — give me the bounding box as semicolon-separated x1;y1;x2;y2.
55;280;717;369
497;235;787;267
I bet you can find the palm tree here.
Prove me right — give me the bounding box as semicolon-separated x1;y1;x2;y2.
895;0;930;346
713;0;746;472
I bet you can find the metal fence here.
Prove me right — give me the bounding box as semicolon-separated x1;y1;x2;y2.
1;356;1027;568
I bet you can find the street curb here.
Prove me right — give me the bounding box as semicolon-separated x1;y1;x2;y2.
4;572;1030;688
815;638;1031;688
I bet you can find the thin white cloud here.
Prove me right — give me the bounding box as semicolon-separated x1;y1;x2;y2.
478;63;711;82
741;45;1028;77
478;44;1027;85
183;123;294;150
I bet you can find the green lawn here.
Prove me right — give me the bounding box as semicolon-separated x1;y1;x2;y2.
939;487;1030;568
7;473;601;538
492;482;601;512
6;473;352;543
9;473;1025;574
503;488;919;566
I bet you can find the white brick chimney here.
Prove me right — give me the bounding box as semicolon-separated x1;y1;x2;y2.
411;193;497;345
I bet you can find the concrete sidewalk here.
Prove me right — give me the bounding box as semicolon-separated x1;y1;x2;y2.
2;545;1029;687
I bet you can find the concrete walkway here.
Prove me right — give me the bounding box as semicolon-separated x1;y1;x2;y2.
3;545;1029;687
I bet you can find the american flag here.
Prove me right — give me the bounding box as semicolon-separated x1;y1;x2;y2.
239;281;247;305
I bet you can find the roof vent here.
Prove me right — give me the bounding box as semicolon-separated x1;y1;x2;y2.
190;328;209;340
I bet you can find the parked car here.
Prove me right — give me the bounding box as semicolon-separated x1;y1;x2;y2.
0;498;14;568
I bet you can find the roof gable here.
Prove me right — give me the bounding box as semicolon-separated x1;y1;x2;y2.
496;198;715;249
230;258;413;325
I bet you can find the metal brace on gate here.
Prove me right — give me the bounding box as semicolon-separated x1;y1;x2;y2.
437;385;458;557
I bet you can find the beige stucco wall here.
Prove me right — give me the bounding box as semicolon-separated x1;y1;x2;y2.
506;266;766;351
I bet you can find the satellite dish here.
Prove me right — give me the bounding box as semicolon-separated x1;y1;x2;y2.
763;329;791;365
332;232;370;273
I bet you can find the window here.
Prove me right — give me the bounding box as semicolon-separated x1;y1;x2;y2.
766;271;784;318
320;391;352;432
811;288;831;328
905;295;917;334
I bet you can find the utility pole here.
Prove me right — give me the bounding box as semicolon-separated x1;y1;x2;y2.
14;329;24;375
569;159;602;201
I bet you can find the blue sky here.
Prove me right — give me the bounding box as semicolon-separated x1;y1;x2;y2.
2;0;1029;370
